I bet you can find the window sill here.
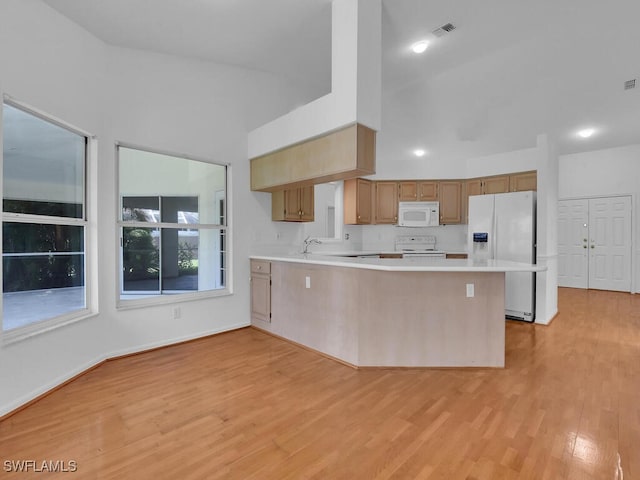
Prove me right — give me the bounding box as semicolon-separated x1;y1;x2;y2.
2;309;98;346
116;288;232;311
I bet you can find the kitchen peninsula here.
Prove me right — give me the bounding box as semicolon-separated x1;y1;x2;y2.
250;254;544;368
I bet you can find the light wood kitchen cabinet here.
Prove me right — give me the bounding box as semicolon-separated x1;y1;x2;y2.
250;123;376;192
483;175;510;194
418;181;438;201
438;181;463;224
465;179;483;197
509;171;537;192
398;181;418;201
271;186;314;222
250;260;271;323
466;175;510;196
344;178;373;224
399;181;438;201
375;181;399;224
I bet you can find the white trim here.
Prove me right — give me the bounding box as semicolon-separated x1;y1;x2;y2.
116;141;230;168
3;95;95;139
1;213;86;225
117;287;231;310
1;98;97;340
2;310;98;345
118;221;226;229
114;143;232;305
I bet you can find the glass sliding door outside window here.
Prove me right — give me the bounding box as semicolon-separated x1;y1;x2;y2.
118;147;227;302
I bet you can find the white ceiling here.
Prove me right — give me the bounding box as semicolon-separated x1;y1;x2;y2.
41;0;640;161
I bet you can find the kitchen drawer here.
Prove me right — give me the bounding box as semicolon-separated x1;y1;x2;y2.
446;253;468;259
251;260;271;274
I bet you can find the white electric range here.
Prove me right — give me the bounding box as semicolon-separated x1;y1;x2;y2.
394;235;446;258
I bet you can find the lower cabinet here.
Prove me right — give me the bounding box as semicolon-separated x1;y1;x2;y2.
250;260;271;323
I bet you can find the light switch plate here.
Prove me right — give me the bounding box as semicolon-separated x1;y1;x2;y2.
305;276;311;289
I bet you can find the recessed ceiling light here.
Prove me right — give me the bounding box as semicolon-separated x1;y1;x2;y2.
413;149;427;157
577;128;595;138
411;41;429;54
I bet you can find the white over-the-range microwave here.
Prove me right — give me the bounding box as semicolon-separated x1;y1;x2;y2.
397;201;440;227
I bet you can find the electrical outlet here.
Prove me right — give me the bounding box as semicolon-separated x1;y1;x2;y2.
173;306;181;319
466;284;474;298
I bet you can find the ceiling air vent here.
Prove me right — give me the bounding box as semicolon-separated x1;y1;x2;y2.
432;22;456;37
624;79;636;90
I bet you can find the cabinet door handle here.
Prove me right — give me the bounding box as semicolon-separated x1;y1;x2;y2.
256;265;261;270
590;245;594;249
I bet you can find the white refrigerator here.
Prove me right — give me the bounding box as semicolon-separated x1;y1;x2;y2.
467;191;536;322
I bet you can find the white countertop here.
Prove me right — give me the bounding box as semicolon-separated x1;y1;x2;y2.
250;253;545;272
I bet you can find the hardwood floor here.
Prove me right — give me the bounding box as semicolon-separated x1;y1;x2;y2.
1;288;638;479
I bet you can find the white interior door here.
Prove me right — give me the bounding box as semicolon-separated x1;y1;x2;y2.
558;196;632;292
587;196;632;292
558;199;589;288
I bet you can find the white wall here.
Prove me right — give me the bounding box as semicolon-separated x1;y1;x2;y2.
248;0;381;158
559;143;640;292
0;0;313;415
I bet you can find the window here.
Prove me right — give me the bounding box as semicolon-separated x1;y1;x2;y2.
2;102;88;333
117;146;228;303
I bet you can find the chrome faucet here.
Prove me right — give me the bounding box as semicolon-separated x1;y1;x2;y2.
303;236;322;253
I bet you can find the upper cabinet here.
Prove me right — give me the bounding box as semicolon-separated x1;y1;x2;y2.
509;171;537;192
438;181;463;224
375;181;398;224
398;181;438;201
272;186;314;222
344;178;373;224
482;175;510;194
466;171;537;197
464;171;537;222
341;170;536;226
398;181;418;201
251;123;376;192
418;181;439;201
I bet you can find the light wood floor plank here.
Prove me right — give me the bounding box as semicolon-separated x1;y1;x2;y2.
1;288;638;479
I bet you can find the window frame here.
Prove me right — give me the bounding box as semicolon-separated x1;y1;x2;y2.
115;142;232;310
1;96;97;344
